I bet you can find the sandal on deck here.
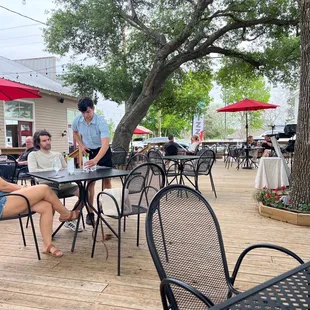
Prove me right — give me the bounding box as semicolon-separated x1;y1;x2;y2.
42;244;63;258
59;210;79;222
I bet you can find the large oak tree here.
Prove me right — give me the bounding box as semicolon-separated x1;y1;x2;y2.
290;0;310;207
44;0;300;151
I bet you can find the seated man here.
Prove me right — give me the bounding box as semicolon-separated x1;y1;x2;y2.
247;135;257;147
28;130;81;232
261;135;274;157
17;136;36;166
164;135;180;156
187;135;200;154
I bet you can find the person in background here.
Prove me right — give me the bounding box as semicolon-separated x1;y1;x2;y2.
17;136;36;166
247;135;256;147
28;130;81;232
187;135;200;154
261;135;274;157
0;177;79;257
72;97;112;226
164;135;180;156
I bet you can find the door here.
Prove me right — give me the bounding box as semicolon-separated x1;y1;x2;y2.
18;121;33;146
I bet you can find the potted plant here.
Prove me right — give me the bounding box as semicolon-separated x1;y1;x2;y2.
254;186;310;226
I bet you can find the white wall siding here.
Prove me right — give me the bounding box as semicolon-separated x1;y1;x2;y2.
35;95;77;153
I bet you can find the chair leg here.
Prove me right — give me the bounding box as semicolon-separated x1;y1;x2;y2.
123;216;126;232
18;217;26;246
91;214;101;258
26;215;30;228
117;219;121;276
137;211;140;247
28;214;41;260
209;173;217;198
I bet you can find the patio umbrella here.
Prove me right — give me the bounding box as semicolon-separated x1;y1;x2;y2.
217;98;279;145
0;78;41;101
133;125;153;135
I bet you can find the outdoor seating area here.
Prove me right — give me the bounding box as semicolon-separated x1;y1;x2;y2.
0;160;309;309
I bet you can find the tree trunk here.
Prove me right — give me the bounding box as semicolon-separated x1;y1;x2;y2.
290;1;310;208
112;64;169;150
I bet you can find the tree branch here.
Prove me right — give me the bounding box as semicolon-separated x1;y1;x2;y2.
162;0;213;55
117;4;167;46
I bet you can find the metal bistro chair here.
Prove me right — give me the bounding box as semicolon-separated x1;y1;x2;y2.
92;162;166;275
126;153;148;170
0;155;18;183
146;185;304;310
183;149;217;198
147;149;179;185
111;147;128;169
0;193;40;260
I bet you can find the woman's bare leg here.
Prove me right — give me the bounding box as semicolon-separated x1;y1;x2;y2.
3;198;63;256
30;201;62;254
3;184;73;219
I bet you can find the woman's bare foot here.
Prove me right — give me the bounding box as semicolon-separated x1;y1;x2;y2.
59;210;79;222
42;244;63;257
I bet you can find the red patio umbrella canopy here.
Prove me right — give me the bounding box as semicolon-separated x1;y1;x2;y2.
133;125;153;135
0;78;41;101
217;98;279;145
216;98;279;112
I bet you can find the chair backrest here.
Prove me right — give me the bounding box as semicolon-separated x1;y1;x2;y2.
196;149;216;175
147;149;166;171
0;155;18;183
146;185;230;308
112;147;128;168
122;162;166;215
126;153;148;170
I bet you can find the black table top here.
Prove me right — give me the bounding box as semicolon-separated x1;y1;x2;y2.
163;155;200;160
28;167;130;184
210;261;310;309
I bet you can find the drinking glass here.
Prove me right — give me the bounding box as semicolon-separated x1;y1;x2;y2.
82;156;89;172
52;157;62;176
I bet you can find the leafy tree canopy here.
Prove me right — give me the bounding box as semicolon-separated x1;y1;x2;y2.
45;0;300;149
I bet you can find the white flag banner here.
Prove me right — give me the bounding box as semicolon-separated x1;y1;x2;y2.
192;114;204;136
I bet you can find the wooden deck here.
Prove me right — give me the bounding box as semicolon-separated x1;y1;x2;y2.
1;161;309;309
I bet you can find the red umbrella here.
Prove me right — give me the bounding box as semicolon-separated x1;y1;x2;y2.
217;98;278;168
217;98;278;140
133;125;153;135
0;78;41;101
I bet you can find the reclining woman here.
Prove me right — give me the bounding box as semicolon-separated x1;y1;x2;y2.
0;177;79;257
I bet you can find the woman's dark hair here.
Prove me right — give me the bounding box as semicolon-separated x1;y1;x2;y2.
33;130;51;149
78;97;94;112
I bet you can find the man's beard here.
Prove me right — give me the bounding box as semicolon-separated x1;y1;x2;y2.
41;144;51;151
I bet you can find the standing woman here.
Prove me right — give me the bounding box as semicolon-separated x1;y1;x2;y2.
0;177;79;257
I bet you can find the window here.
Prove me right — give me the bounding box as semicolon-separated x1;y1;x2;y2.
5;101;33;120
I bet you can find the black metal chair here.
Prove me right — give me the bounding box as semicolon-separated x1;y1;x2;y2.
15;165;36;186
183;149;217;197
0;193;41;260
146;184;304;310
111;147;128;169
147;149;179;185
126;153;148;170
92;162;166;275
0;155;18;183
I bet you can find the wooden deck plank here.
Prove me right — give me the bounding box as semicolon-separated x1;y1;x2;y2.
0;160;309;309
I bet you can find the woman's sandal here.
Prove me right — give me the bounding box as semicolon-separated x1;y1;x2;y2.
59;210;79;222
42;244;63;258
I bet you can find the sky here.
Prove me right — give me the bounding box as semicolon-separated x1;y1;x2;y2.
0;0;124;126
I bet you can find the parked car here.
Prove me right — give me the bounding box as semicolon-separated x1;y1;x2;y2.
132;137;147;150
